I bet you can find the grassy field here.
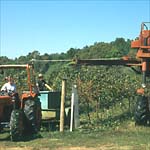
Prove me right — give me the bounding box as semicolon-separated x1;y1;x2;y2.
0;122;150;150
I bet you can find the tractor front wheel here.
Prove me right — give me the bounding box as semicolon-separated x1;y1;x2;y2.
10;109;24;141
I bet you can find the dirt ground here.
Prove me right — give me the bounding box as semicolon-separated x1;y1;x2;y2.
0;145;135;150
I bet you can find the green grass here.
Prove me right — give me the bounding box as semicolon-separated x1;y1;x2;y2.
0;122;150;150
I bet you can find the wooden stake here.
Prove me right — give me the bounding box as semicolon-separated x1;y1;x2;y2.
60;79;66;132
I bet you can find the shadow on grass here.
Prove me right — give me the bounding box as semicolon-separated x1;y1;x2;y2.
0;130;43;142
21;133;43;142
80;111;134;130
100;111;133;126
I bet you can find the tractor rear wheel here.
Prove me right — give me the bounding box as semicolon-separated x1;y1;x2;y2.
24;98;41;134
10;109;24;141
134;95;149;126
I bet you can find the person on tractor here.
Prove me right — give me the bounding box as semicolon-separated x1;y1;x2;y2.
1;76;20;108
1;76;16;93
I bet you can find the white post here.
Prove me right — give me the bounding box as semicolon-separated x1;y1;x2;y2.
70;86;75;132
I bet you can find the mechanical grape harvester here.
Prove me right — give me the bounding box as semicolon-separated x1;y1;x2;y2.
75;22;150;126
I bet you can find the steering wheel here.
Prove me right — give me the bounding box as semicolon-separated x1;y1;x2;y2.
0;90;8;96
0;90;15;96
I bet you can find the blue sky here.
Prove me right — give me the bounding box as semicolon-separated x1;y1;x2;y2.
0;0;150;59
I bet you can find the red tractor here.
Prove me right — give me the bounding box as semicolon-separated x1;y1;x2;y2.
74;22;150;126
0;64;41;141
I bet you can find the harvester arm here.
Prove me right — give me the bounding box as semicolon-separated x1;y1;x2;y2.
73;58;141;67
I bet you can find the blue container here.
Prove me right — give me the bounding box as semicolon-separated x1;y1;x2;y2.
39;91;61;110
